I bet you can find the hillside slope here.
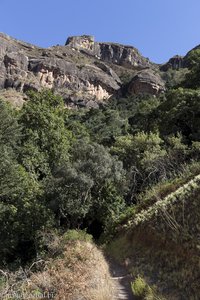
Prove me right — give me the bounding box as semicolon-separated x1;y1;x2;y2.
0;233;116;300
108;174;200;299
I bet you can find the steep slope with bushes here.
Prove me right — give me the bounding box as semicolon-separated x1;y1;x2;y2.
108;174;200;299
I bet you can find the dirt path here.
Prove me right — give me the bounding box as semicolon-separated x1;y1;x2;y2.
107;257;135;300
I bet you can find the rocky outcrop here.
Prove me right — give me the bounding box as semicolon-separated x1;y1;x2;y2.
160;55;185;71
2;33;190;106
66;35;95;51
128;69;165;95
0;33;121;107
65;35;151;69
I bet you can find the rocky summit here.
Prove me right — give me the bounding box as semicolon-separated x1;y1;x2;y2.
65;35;150;69
0;33;192;107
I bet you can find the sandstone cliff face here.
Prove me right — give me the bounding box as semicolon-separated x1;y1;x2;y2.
128;69;165;95
65;35;151;69
160;55;185;71
0;33;121;107
0;33;169;107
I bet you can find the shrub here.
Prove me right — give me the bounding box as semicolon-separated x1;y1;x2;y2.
136;160;200;212
131;276;147;298
131;276;165;300
63;229;93;243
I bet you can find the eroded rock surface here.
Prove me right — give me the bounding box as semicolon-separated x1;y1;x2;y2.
160;55;185;71
0;33;121;107
0;33;169;106
65;35;151;69
128;69;165;95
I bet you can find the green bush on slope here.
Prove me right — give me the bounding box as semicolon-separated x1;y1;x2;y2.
131;275;166;300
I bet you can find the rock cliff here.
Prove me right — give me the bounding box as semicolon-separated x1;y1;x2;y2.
128;69;165;95
0;33;122;107
65;35;151;69
0;33;195;107
160;55;185;71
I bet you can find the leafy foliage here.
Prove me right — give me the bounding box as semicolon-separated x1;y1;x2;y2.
0;57;200;268
19;90;72;178
131;276;166;300
157;88;200;141
45;140;125;228
0;99;52;264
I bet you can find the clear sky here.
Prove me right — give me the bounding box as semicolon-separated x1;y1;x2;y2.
1;0;200;63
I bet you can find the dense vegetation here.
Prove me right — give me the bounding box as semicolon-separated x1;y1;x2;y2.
0;49;200;278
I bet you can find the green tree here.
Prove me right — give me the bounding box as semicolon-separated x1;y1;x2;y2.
112;132;166;171
0;99;52;264
111;132;167;201
0;150;51;263
183;49;200;88
185;49;200;69
158;88;200;142
19;90;72;178
81;108;128;146
0;99;21;150
45;165;94;227
128;96;161;134
45;140;125;228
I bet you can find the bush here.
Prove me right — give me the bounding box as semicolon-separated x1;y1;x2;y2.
117;206;136;226
136;160;200;212
131;276;165;300
35;230;93;260
131;275;147;298
63;230;93;243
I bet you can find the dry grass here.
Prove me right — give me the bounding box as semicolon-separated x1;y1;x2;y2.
0;88;27;108
0;236;114;300
27;240;114;300
107;174;200;299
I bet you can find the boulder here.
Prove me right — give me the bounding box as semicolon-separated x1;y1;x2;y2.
128;69;165;95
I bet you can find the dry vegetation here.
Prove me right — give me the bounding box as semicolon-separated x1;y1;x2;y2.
107;174;200;299
0;89;27;108
0;232;114;300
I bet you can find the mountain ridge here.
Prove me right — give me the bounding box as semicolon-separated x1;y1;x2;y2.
0;32;196;108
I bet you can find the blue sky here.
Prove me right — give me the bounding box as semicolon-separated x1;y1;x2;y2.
1;0;200;63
